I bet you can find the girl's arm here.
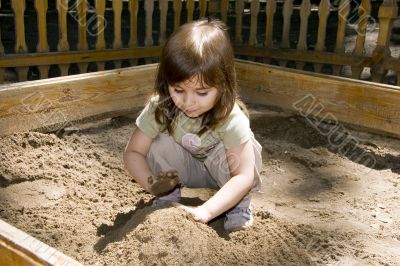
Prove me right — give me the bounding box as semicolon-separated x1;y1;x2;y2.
123;128;154;192
175;139;255;222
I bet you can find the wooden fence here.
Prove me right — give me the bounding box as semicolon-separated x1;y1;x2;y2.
0;0;399;85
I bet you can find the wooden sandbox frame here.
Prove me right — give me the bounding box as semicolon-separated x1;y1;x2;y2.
1;60;400;265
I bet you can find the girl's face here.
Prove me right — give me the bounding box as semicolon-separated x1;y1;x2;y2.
168;76;219;118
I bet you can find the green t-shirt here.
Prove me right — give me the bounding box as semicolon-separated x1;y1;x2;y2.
136;97;252;160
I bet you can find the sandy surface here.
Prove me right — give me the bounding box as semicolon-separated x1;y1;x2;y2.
1;105;400;265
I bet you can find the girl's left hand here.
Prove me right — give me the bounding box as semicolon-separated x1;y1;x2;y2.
172;203;213;223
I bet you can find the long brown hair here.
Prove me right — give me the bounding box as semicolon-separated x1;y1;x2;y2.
154;19;247;135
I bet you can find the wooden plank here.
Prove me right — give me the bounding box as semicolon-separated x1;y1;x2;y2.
0;47;161;68
235;59;400;139
0;219;82;266
11;0;29;81
370;0;398;82
35;0;50;79
0;64;157;136
56;0;70;76
235;0;244;45
95;0;106;71
113;0;123;68
77;0;88;74
280;0;293;67
129;0;139;66
314;0;330;73
234;46;369;67
296;0;311;70
351;0;371;79
332;0;350;76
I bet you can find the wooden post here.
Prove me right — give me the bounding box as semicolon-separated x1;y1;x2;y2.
77;0;88;73
296;0;311;70
95;0;106;71
129;0;139;66
11;0;29;81
280;0;293;67
371;0;398;82
333;0;350;76
235;0;244;45
144;0;154;64
35;0;50;79
264;0;276;64
314;0;330;73
56;0;70;76
187;0;195;22
351;0;371;79
113;0;123;68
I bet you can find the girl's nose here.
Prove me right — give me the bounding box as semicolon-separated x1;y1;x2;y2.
184;94;195;107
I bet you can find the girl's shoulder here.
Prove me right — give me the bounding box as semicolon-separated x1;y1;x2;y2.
216;103;249;131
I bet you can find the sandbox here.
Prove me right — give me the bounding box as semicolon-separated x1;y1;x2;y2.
1;61;400;265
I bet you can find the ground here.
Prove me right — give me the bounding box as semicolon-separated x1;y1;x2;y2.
0;103;399;265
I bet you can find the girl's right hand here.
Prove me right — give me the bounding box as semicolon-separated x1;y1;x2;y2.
147;170;181;197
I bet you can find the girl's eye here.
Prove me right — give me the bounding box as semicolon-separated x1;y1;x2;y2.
174;89;184;94
197;91;208;96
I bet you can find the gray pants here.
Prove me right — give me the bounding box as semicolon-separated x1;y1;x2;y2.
146;133;262;208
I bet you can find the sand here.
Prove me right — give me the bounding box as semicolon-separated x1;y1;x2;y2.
1;105;400;265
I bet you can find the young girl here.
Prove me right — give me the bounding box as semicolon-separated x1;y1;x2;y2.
123;19;262;232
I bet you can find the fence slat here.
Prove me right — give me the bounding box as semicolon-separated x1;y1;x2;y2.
220;0;229;24
173;0;182;31
199;0;207;18
129;0;139;66
113;0;123;68
0;0;4;82
144;0;154;64
11;0;29;81
56;0;70;76
296;0;311;70
77;0;88;74
351;0;371;79
333;0;350;76
280;0;293;67
249;0;260;47
95;0;106;71
235;0;244;45
314;0;330;73
35;0;50;79
371;0;398;82
281;0;293;49
187;0;195;22
159;0;168;45
264;0;276;64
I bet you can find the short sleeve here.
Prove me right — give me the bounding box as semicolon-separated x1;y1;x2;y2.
135;99;162;138
217;105;252;149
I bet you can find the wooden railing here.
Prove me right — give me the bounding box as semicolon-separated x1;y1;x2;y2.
0;0;399;85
